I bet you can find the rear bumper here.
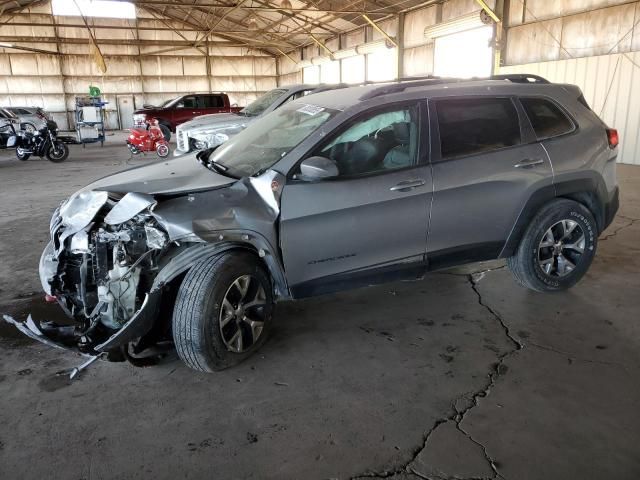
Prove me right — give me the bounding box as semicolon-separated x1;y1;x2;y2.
603;186;620;231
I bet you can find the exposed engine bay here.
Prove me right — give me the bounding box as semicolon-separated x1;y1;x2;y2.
3;156;286;375
40;190;170;356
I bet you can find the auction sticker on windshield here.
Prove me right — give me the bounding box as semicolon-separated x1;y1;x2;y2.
297;104;325;116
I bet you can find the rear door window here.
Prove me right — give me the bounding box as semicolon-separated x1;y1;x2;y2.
203;95;224;108
435;97;521;159
520;97;574;139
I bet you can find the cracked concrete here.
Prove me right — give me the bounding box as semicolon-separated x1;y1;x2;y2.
1;147;640;479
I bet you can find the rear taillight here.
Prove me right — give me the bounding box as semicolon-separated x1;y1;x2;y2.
606;128;619;149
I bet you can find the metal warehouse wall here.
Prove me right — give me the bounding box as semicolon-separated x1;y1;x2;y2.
277;0;496;86
504;0;640;165
505;0;640;65
0;1;277;130
501;53;640;165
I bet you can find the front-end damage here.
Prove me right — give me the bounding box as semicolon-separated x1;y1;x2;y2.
5;167;288;367
31;190;174;359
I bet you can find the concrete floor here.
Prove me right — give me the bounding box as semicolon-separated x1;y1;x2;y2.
0;138;639;480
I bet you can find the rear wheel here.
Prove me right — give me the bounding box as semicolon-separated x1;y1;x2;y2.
46;142;69;162
159;124;171;142
507;199;597;292
172;251;274;372
16;147;30;161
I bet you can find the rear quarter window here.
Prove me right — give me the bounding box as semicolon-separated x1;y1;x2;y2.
520;97;574;140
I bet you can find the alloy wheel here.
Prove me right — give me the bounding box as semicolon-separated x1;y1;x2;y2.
537;219;586;277
218;274;268;353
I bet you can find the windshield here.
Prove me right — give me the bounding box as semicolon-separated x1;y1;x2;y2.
208;102;337;177
240;89;287;117
1;108;17;119
160;97;178;108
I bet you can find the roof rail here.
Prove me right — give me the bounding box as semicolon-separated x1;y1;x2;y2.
311;83;350;94
359;76;465;100
490;74;550;84
358;73;551;101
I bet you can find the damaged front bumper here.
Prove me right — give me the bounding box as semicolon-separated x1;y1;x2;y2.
3;190;174;359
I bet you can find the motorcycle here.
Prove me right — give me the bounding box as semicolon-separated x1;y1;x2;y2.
12;119;69;163
126;118;170;158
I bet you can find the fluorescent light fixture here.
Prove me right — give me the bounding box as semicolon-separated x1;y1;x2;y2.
332;47;357;60
424;10;493;40
52;0;136;19
0;42;14;48
356;39;395;55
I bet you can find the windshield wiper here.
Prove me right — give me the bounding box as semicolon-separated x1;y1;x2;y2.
196;150;239;179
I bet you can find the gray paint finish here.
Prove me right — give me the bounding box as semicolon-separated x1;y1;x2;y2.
280;165;432;285
2;77;620;364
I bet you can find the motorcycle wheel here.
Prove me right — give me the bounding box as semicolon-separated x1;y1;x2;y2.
16;148;31;161
46;142;69;163
156;143;170;158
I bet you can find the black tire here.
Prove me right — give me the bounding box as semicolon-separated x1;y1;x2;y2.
22;123;36;134
159;124;171;142
507;199;597;292
156;142;170;158
46;142;69;162
16;148;30;161
172;251;274;372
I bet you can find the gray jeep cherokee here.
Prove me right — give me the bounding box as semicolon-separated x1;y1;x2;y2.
6;75;619;373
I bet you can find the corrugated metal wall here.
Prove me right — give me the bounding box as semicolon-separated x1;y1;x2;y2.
0;1;277;130
502;0;640;165
277;0;495;84
500;53;640;165
505;0;640;64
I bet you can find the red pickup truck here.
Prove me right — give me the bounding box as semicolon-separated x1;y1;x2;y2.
133;93;242;141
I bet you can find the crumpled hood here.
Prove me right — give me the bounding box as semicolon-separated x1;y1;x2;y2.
181;112;250;133
86;152;236;195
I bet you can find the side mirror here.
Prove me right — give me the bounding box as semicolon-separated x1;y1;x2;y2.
299;156;339;180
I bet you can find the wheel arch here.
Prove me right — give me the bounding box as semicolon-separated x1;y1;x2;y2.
151;240;290;301
501;174;608;258
154;118;173;133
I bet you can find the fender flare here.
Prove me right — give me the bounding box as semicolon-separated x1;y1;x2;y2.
151;238;290;300
96;239;290;352
500;173;609;258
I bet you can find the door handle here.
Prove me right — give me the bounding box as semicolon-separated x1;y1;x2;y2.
390;179;426;192
514;158;544;168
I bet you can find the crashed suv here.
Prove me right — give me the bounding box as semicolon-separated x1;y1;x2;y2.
7;75;619;373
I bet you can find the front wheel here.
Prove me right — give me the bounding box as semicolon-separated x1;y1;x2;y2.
16;148;31;161
46;142;69;162
156;142;170;158
507;199;597;292
172;251;274;372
